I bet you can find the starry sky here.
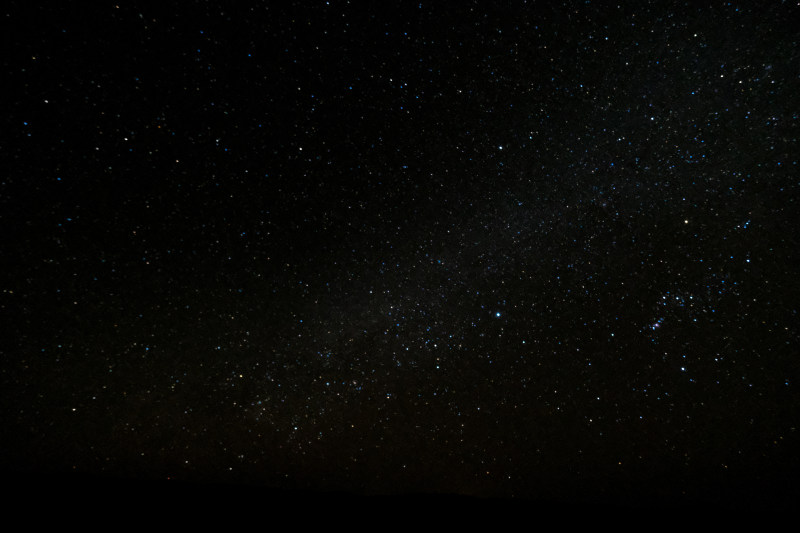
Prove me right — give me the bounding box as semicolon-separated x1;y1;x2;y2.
3;1;799;506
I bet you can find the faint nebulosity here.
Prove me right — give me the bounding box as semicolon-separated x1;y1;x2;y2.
2;1;798;505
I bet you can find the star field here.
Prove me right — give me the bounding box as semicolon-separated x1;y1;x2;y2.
2;1;799;506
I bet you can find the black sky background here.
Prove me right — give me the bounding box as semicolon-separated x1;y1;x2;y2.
2;1;799;507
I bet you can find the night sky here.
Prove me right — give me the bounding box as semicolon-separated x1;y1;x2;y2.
3;1;799;507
